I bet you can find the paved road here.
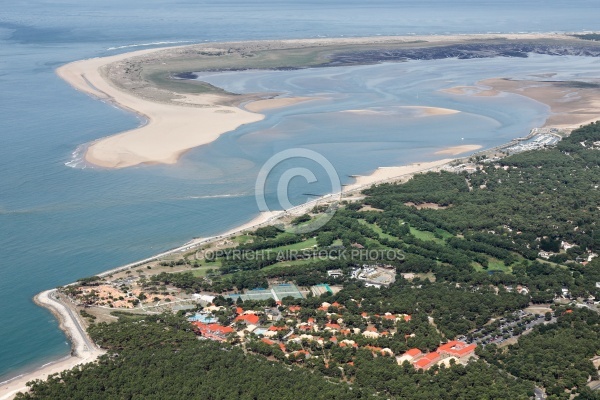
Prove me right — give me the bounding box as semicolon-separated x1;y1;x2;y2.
45;290;95;354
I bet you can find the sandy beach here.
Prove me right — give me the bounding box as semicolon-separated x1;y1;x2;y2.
57;51;264;169
345;158;455;191
0;290;104;400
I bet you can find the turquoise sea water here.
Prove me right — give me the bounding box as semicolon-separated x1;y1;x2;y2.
1;0;599;381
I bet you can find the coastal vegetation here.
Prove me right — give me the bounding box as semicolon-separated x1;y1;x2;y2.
27;122;600;399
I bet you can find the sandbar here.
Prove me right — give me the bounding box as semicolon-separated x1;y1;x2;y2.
244;97;315;113
442;79;600;129
342;106;460;116
479;78;600;128
435;144;483;155
440;85;500;97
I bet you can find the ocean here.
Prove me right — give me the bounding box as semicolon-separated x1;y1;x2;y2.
0;0;598;381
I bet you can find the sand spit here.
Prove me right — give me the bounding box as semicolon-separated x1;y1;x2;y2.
58;32;591;169
57;51;264;169
435;145;483;155
0;290;104;400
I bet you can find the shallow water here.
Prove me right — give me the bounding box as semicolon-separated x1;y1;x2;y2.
1;0;599;381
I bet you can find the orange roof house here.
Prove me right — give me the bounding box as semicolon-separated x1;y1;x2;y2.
288;305;301;312
325;323;341;330
192;322;234;342
405;348;422;358
261;338;275;345
235;314;260;325
437;341;476;358
268;325;287;331
414;352;441;370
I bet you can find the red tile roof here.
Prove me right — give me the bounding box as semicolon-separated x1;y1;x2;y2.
261;338;275;345
234;314;259;325
414;352;440;370
192;322;234;341
325;323;341;330
403;315;412;322
437;341;476;358
236;307;243;315
268;325;287;331
288;305;301;312
404;348;422;358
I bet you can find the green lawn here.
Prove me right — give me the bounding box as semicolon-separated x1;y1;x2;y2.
358;220;396;241
409;227;449;244
190;266;216;277
472;257;513;273
269;237;318;252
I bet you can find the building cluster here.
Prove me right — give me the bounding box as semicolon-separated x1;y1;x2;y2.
396;341;477;370
186;299;478;372
350;265;396;288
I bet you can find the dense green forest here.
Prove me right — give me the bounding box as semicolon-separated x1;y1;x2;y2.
18;313;535;400
29;123;600;398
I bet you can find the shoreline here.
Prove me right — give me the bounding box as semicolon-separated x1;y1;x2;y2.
0;290;104;400
12;32;600;396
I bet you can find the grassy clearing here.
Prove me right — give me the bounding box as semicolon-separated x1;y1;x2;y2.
358;220;397;240
269;237;318;252
409;227;448;244
190;266;216;277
